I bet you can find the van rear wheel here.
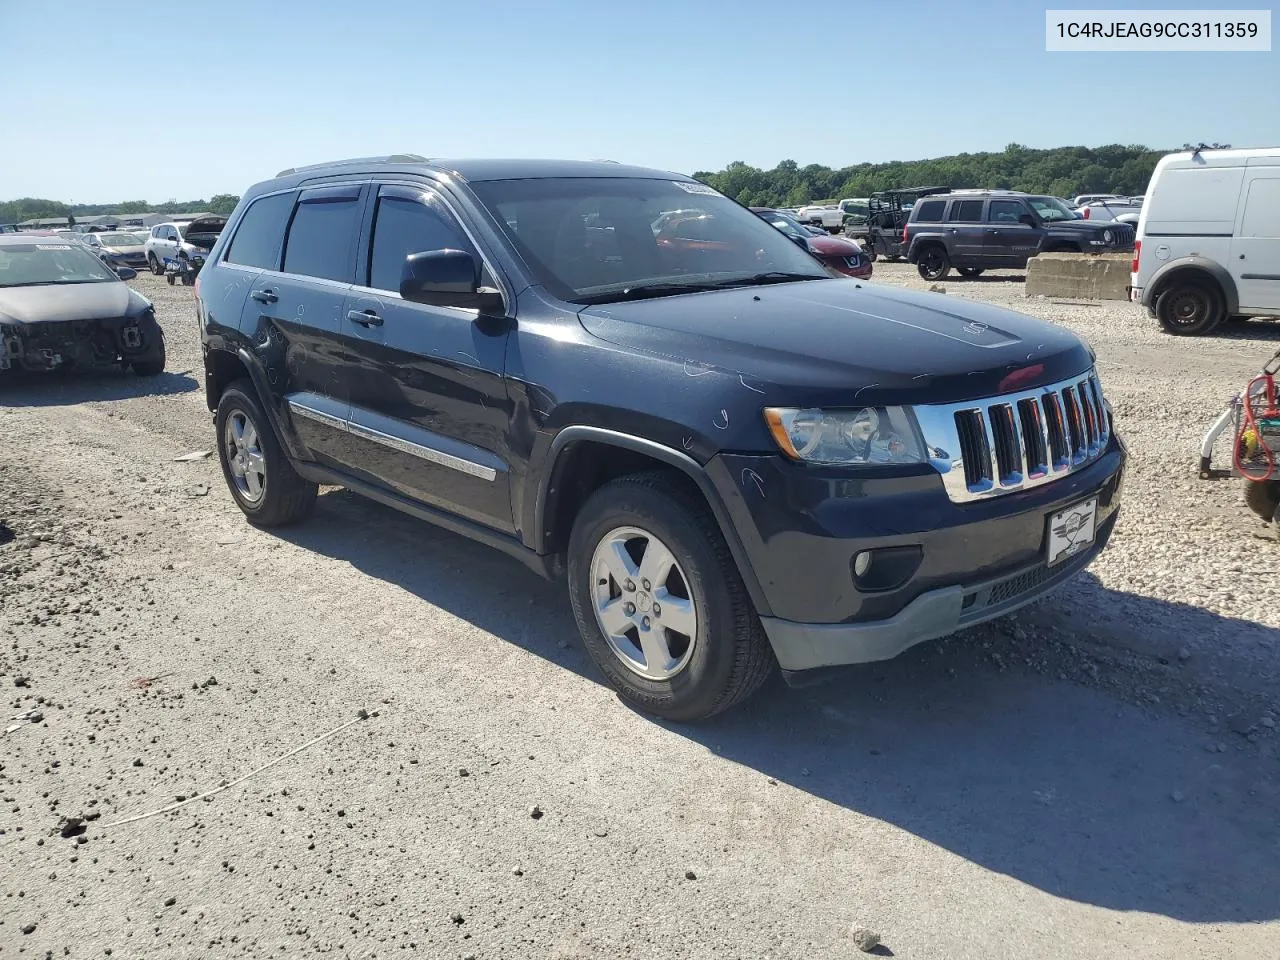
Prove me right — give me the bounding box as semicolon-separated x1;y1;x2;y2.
1156;281;1224;336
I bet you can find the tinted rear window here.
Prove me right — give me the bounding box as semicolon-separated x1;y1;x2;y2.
283;196;362;282
225;193;295;269
914;199;946;222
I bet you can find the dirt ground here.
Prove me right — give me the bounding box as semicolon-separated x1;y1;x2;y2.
1;265;1277;959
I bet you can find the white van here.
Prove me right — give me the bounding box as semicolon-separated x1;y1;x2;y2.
1131;146;1280;335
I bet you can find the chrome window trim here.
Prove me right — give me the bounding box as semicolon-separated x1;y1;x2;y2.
913;368;1111;503
286;399;497;482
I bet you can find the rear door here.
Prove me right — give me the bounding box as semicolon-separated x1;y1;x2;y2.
946;198;986;264
984;198;1038;266
1232;170;1280;311
249;184;367;466
336;182;514;533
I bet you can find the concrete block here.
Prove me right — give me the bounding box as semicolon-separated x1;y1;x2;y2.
1024;252;1131;301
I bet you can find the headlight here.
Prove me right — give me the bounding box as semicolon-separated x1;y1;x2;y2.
764;406;926;465
1102;229;1114;244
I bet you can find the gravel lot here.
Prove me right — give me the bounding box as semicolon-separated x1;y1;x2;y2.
1;265;1278;959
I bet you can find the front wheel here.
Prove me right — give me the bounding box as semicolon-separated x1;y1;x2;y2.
957;267;984;278
148;253;163;276
215;380;317;527
1156;282;1224;336
131;334;166;376
567;472;774;721
917;247;950;281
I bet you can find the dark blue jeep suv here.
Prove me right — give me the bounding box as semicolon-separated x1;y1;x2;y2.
196;155;1125;720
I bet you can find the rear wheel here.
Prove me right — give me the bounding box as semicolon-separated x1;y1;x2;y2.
567;472;774;721
1156;281;1224;336
957;267;985;278
215;380;317;527
917;246;950;281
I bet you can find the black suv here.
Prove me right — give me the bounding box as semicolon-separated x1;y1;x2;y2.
197;156;1126;721
905;191;1136;281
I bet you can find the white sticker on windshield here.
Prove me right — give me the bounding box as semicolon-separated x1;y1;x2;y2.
672;181;720;195
36;244;72;250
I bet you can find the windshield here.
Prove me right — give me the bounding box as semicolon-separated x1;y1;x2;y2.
470;178;827;303
100;233;144;246
0;243;120;287
1028;196;1080;222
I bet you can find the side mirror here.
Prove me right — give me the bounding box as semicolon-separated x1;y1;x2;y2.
115;267;137;281
1018;213;1038;227
400;249;503;314
791;234;810;250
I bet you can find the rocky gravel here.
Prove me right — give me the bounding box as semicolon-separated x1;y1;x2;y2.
0;268;1277;959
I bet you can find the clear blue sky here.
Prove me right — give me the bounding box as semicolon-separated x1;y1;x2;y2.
1;0;1274;203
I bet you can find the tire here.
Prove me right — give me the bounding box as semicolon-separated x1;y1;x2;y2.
1156;281;1224;336
917;246;950;281
567;471;774;721
131;334;166;376
148;253;163;276
957;267;984;278
1243;478;1280;521
215;379;317;527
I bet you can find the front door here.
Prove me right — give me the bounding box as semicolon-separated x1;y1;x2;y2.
335;183;514;534
984;198;1039;267
1232;171;1280;312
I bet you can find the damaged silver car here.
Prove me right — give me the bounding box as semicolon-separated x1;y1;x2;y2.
0;236;165;376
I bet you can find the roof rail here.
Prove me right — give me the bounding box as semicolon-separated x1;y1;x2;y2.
275;154;430;177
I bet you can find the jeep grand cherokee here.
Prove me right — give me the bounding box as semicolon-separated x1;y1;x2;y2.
196;155;1126;721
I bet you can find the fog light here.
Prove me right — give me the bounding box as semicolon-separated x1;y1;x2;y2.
851;545;923;592
853;551;873;577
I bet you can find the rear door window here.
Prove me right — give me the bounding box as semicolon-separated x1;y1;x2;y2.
949;200;985;222
224;192;295;270
282;186;364;283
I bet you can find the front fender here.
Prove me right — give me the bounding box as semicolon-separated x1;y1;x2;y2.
528;425;774;618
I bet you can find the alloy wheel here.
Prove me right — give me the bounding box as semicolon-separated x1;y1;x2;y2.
590;525;698;681
224;410;266;503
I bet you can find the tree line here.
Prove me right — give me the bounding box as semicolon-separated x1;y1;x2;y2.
690;143;1167;207
0;194;241;224
2;143;1168;223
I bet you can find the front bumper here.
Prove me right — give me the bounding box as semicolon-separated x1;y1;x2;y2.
0;314;163;372
706;437;1125;672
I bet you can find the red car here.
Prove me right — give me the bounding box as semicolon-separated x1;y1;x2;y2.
750;207;873;280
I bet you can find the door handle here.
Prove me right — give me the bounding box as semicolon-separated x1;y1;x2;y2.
251;288;278;304
348;309;383;327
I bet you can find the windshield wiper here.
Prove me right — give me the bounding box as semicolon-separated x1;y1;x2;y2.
575;281;726;305
707;271;826;288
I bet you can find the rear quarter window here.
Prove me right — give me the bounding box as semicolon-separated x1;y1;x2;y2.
224;192;296;270
913;199;946;222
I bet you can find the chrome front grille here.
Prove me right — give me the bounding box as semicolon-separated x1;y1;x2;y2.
913;370;1111;503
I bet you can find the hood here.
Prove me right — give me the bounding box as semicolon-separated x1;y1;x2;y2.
100;239;146;254
577;280;1091;405
0;281;150;325
182;216;227;235
807;235;863;257
1046;218;1111;234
